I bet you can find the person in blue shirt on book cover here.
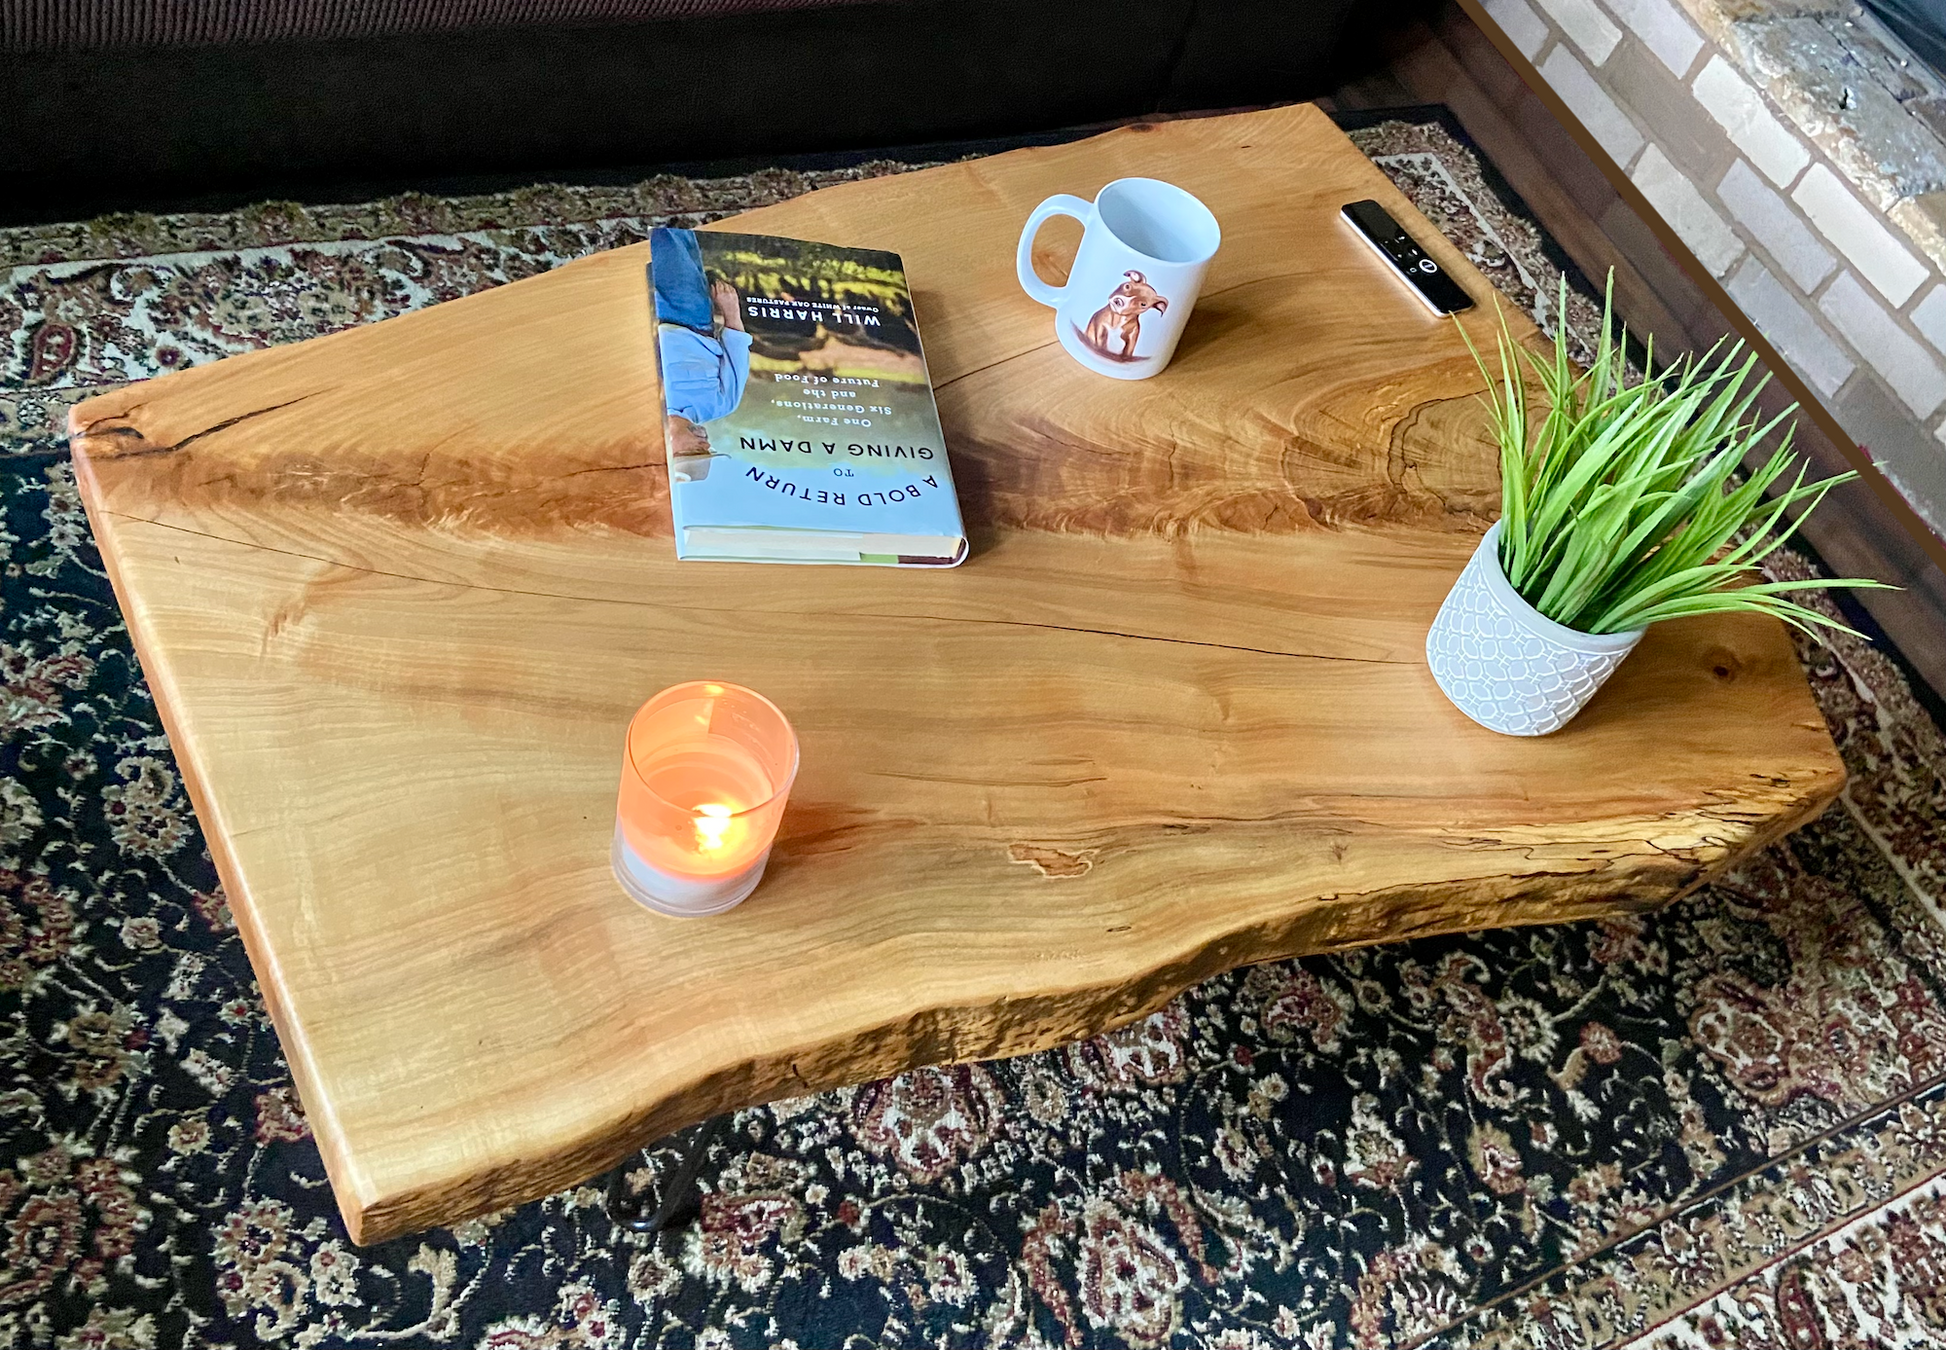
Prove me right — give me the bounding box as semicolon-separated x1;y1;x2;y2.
652;229;752;426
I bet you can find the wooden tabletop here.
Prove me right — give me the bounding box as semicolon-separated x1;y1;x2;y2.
68;104;1845;1244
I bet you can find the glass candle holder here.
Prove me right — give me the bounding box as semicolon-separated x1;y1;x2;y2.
612;681;799;917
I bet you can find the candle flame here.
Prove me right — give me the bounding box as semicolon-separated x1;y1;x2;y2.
694;802;733;852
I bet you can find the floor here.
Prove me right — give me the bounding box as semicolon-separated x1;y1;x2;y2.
4;13;1946;1347
9;106;1946;1350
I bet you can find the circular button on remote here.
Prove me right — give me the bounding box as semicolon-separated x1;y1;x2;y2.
1417;259;1438;273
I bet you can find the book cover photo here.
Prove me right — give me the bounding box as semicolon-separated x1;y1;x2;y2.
648;227;967;566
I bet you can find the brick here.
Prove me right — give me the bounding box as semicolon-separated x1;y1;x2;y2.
1540;46;1645;168
1631;145;1743;276
1599;198;1718;336
1533;0;1621;63
1793;165;1929;306
1819;272;1946;418
1725;257;1853;396
1913;286;1946;356
1603;40;1730;180
1602;0;1704;77
1832;374;1946;533
1899;447;1946;535
1483;0;1550;58
1716;159;1835;293
1692;56;1809;188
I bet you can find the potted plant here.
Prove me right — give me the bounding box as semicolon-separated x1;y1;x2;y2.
1426;277;1886;736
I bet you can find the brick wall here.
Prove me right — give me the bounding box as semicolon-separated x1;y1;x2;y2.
1483;0;1946;536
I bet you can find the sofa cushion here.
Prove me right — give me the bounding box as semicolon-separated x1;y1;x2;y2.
2;0;887;52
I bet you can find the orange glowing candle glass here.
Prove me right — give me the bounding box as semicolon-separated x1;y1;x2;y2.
611;681;799;917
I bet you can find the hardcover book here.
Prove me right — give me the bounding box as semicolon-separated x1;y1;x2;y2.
648;227;968;566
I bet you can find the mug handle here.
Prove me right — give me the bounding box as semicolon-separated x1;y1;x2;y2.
1016;194;1094;307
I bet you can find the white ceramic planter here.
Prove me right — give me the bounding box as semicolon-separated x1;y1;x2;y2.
1426;523;1645;736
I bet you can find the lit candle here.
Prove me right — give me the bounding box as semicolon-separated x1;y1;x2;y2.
612;681;799;917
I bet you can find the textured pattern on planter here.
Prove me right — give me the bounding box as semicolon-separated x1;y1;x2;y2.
1426;524;1644;736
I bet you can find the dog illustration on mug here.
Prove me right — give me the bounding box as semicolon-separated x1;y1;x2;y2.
1078;270;1168;361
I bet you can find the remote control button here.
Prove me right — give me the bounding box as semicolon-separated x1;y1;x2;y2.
1417;259;1438;273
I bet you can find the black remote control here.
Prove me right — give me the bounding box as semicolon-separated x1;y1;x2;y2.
1340;199;1475;315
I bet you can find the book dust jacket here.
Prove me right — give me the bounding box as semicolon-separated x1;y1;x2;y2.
648;227;967;566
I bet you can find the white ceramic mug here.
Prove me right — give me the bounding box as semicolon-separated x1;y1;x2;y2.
1015;177;1221;379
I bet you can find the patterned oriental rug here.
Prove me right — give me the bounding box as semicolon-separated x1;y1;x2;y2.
5;113;1946;1350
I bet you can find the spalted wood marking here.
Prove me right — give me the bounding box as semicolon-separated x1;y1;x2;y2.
1009;843;1101;877
68;105;1844;1245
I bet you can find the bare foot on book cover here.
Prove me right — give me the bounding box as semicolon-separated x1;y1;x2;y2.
666;415;716;482
710;279;745;333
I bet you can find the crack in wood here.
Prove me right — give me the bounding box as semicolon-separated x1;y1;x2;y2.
81;393;325;459
92;509;1418;667
846;610;1417;665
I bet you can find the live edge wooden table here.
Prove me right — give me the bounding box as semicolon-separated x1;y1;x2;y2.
68;104;1845;1244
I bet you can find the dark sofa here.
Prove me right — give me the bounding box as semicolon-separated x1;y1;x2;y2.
3;0;1422;219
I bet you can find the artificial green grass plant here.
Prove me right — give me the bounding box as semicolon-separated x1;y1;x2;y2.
1461;276;1886;636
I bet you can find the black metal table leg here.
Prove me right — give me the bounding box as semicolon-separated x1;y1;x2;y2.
604;1115;730;1237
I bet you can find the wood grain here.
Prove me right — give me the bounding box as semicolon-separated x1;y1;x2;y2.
67;104;1846;1244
